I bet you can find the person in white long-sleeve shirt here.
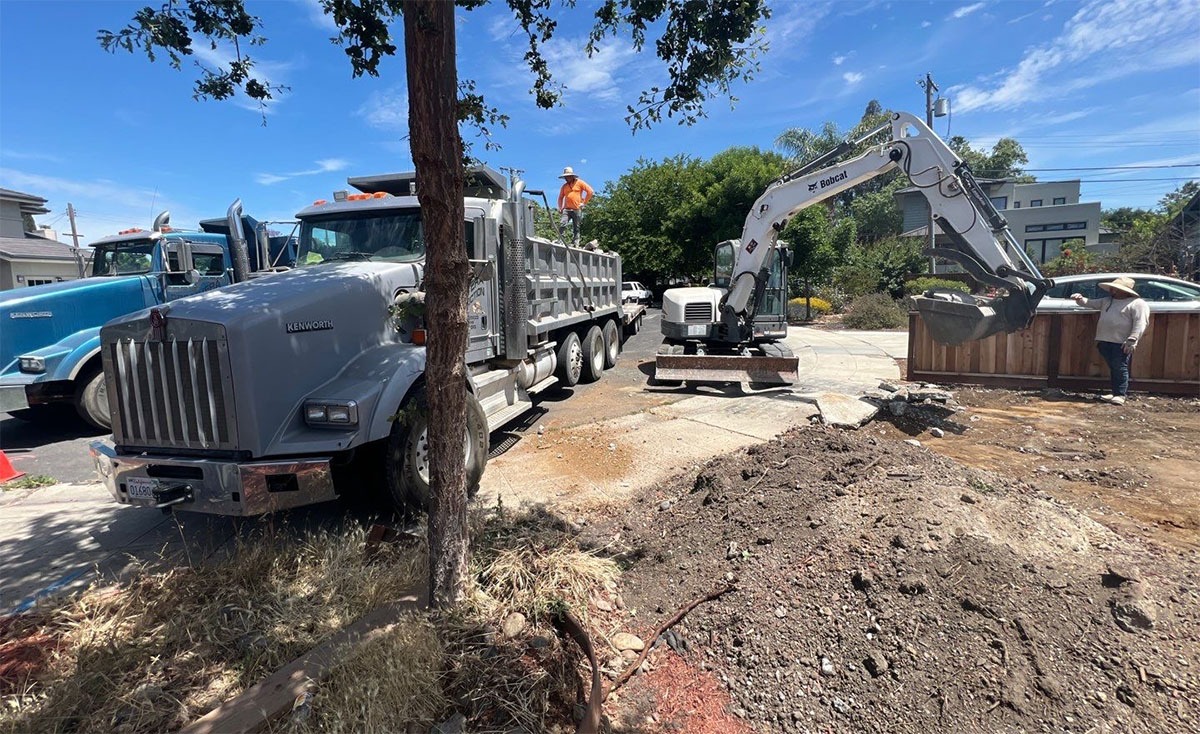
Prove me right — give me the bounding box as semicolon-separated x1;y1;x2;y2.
1070;276;1150;405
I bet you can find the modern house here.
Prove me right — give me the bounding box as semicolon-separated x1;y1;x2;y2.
896;179;1104;267
0;187;86;290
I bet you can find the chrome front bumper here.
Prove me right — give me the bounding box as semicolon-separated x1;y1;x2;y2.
89;442;338;516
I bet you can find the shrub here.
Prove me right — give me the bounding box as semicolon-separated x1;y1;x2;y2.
787;296;832;322
813;286;850;313
844;292;906;330
904;277;972;296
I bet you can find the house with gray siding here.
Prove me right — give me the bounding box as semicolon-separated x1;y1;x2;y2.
896;178;1103;267
0;187;86;290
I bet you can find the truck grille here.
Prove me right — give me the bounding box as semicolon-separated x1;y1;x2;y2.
107;333;238;451
684;303;714;322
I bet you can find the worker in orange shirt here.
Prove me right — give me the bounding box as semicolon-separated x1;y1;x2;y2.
556;166;594;246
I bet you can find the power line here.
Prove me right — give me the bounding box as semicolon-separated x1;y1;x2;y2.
1075;177;1197;183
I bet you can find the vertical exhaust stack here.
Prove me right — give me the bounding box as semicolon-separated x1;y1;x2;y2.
226;199;252;283
151;211;171;232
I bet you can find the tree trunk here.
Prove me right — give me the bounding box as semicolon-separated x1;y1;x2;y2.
403;0;469;607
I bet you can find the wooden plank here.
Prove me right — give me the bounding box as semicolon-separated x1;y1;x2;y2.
181;588;428;734
1046;314;1063;382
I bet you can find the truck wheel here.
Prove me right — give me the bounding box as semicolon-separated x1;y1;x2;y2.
581;325;604;383
75;368;111;431
385;387;488;512
602;320;620;369
555;331;583;387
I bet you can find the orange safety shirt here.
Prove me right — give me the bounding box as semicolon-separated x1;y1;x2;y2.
557;178;594;211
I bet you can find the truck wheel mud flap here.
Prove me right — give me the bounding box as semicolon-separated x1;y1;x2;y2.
654;354;799;385
913;291;1022;345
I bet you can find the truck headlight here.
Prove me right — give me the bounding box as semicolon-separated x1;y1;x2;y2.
18;356;46;373
303;400;358;427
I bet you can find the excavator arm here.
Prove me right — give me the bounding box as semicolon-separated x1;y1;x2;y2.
724;111;1052;344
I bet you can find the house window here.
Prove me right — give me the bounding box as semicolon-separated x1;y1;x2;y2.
26;278;54;287
1014;201;1021;208
989;196;1008;210
1053;197;1066;205
1026;224;1046;232
1030;199;1043;207
1065;221;1087;230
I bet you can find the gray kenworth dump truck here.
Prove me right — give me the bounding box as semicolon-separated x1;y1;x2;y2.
90;167;641;515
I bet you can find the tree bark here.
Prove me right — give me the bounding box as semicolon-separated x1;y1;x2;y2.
403;0;469;607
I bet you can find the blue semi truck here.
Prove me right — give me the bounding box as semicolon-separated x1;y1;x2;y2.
0;202;295;430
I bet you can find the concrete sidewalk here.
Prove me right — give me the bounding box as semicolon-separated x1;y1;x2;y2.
480;327;905;509
1;327;907;612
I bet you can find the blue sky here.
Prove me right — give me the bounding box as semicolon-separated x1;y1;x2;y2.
1;0;1198;244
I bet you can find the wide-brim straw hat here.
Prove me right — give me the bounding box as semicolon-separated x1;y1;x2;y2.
1099;276;1139;297
558;166;577;179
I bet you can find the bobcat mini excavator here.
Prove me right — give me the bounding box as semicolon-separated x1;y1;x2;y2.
655;111;1053;385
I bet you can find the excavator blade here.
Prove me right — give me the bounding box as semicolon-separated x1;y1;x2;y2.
913;290;1033;345
655;354;799;385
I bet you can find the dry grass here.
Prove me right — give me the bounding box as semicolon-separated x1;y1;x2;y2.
1;508;620;734
0;526;423;734
283;615;445;734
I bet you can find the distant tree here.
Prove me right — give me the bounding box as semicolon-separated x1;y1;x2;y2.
775;121;842;162
948;136;1032;180
21;213;36;232
583;155;703;283
99;0;772;607
1160;180;1199;219
1102;206;1153;233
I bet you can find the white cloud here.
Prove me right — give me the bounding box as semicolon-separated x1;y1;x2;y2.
256;159;349;186
543;37;637;103
921;20;932;28
767;1;833;47
359;89;409;130
0;149;63;164
950;0;1200;113
833;55;846;65
950;3;986;19
843;71;864;85
300;0;338;32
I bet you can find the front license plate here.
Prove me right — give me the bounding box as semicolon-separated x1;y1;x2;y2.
687;324;707;336
126;477;158;502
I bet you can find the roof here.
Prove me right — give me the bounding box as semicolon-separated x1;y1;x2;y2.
0;235;82;261
0;187;50;215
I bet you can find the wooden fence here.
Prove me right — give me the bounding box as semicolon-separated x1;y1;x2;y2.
907;311;1200;396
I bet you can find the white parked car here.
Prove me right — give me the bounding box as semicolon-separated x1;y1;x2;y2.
1038;273;1200;312
622;281;653;305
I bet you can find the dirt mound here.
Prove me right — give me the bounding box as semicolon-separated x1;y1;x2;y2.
585;426;1199;733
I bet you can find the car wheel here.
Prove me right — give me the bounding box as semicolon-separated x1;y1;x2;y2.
384;386;488;512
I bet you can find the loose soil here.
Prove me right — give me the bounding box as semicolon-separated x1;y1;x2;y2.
584;395;1200;733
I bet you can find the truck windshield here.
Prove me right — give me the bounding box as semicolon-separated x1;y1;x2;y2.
91;240;155;277
298;210;425;265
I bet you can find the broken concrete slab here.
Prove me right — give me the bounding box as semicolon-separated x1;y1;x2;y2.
815;393;880;429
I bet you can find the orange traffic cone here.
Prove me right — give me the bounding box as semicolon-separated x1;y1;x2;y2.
0;450;24;482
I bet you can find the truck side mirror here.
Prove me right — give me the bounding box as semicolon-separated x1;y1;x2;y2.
185;268;201;285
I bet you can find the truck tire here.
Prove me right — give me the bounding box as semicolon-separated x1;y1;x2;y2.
602;319;620;369
385;387;488;512
75;368;111;431
555;331;583;387
581;325;605;383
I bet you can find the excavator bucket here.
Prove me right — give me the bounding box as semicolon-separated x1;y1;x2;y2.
654;354;799;385
913;290;1033;345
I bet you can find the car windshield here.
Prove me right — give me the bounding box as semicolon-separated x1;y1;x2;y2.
91;240;155;277
297;210;424;265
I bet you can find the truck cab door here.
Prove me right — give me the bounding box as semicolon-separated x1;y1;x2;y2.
163;242;232;302
465;212;498;362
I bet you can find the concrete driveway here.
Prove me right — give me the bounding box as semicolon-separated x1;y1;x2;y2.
1;323;906;612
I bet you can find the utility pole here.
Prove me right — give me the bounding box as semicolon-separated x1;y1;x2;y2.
66;203;85;278
918;73;939;274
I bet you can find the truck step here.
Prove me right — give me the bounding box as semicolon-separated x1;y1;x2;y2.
484;397;534;433
527;376;559;395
